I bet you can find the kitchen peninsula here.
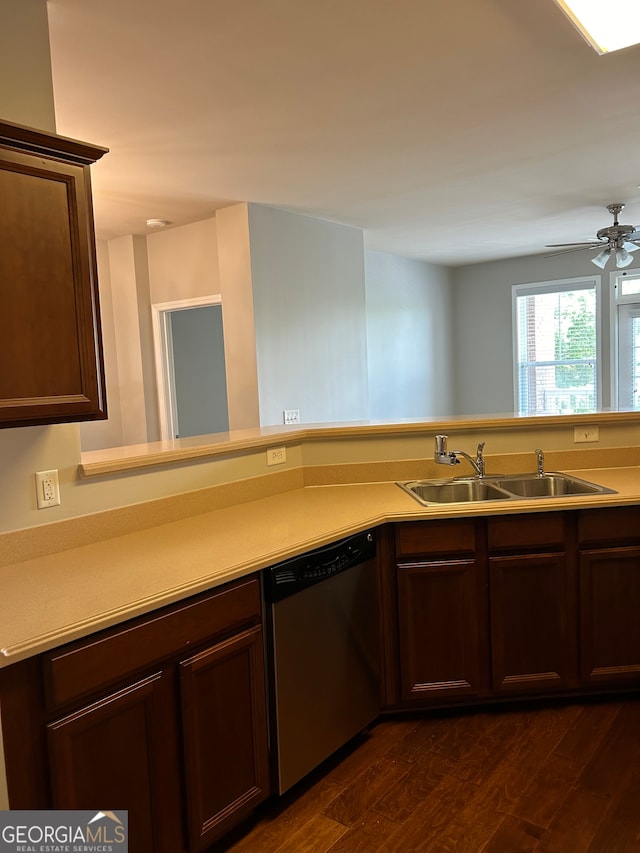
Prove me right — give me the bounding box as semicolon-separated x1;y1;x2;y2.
1;414;640;850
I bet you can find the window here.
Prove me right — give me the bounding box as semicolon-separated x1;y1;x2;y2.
612;268;640;409
513;277;600;415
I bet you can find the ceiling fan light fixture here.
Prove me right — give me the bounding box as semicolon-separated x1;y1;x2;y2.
615;247;634;268
591;247;611;269
552;0;640;54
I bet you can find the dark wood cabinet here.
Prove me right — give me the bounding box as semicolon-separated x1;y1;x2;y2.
180;626;270;852
487;513;577;694
489;553;575;693
0;577;270;853
391;512;583;708
390;508;640;712
0;120;108;427
397;557;489;702
394;519;490;704
47;672;183;853
579;507;640;687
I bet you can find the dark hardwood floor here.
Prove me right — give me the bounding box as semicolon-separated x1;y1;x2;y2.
214;698;640;852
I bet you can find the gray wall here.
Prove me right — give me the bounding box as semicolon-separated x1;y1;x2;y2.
248;205;369;425
451;251;615;415
364;250;454;419
170;305;229;437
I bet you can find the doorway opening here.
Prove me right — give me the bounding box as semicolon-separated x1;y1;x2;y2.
152;296;229;440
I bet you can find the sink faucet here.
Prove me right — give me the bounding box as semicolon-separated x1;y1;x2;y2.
434;434;486;478
535;448;545;477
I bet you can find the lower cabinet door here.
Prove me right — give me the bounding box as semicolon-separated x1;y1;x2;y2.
580;546;640;685
490;553;576;693
179;625;270;851
47;671;185;853
396;559;489;703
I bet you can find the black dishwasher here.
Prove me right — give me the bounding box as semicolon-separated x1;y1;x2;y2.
264;530;379;793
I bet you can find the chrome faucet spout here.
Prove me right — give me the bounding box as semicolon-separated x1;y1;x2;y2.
535;448;545;477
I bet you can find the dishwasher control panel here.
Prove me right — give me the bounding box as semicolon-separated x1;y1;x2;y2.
264;530;376;602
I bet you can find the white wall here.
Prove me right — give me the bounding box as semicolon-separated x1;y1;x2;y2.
146;218;219;304
364;250;454;419
452;252;615;415
83;219;222;450
216;204;260;430
79;242;125;450
101;236;155;445
248;204;369;425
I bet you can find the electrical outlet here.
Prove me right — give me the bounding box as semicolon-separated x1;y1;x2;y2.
266;447;287;466
283;409;300;425
35;469;61;508
574;426;599;443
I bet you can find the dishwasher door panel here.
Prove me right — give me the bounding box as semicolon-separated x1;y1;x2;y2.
270;556;379;793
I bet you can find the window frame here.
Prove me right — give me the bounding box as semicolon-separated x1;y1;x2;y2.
610;266;640;410
511;275;602;416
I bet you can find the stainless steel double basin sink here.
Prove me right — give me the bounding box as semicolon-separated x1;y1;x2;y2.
399;472;616;506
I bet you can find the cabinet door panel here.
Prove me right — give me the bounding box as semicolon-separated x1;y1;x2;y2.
180;625;270;851
47;672;184;853
490;553;575;693
0;122;107;427
397;559;488;702
580;546;640;684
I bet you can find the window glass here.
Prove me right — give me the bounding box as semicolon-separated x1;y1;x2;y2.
619;275;640;298
513;280;598;415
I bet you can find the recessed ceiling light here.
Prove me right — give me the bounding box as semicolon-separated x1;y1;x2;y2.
146;218;171;228
553;0;640;53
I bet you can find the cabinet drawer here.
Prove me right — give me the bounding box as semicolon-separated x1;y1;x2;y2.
579;507;640;547
488;513;565;553
396;520;476;559
43;576;261;712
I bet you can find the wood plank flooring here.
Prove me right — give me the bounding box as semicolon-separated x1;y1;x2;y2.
214;698;640;852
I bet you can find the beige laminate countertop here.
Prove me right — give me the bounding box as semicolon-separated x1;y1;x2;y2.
2;466;639;668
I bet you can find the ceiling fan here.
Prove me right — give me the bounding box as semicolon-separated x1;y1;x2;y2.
546;203;640;269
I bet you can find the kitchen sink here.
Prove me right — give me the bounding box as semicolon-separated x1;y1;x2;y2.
398;479;514;504
489;472;616;498
399;472;616;505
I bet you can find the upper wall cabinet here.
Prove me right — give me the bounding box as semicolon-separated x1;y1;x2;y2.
0;120;108;428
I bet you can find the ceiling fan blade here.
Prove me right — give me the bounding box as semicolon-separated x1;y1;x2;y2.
626;230;640;241
545;245;601;257
545;242;603;249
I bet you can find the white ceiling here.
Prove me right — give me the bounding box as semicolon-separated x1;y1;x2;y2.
46;0;640;266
